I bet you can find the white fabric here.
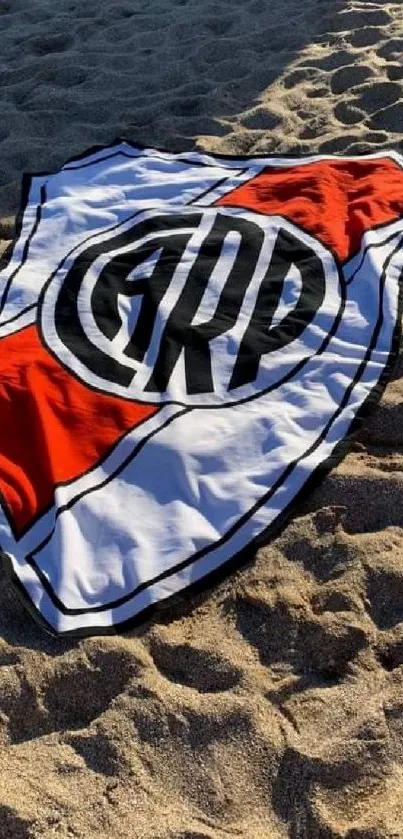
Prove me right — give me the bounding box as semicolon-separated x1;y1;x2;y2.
0;143;402;635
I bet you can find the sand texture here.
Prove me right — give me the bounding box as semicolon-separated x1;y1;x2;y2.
0;0;403;837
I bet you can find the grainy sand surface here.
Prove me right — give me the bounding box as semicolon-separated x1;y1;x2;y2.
0;1;403;837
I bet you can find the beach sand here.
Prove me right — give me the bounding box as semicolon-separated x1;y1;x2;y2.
0;0;403;836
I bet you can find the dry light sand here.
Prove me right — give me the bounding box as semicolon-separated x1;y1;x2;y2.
0;0;403;837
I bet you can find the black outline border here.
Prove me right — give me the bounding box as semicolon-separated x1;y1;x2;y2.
24;234;401;621
2;165;346;542
11;215;346;543
0;185;47;318
0;139;402;636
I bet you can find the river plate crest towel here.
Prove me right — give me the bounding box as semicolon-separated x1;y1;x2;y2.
0;141;402;636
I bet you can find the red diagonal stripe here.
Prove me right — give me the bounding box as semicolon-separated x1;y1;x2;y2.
218;157;403;261
0;324;158;536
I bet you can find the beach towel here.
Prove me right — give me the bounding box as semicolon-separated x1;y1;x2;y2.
0;141;402;636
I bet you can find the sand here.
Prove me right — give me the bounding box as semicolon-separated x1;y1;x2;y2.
0;0;403;836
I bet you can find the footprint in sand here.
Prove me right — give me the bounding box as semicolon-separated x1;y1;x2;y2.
370;101;403;133
346;26;385;47
365;563;403;631
1;643;139;744
387;64;403;81
352;81;402;112
0;806;32;839
321;7;392;33
377;37;403;61
330;64;375;95
149;635;242;693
